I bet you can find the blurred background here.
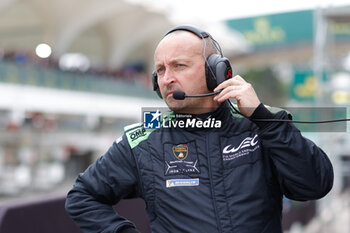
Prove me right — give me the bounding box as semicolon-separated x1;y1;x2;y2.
0;0;350;232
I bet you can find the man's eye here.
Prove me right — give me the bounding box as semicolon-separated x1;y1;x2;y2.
157;68;164;74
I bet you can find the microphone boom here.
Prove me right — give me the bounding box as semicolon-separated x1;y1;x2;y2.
173;90;221;100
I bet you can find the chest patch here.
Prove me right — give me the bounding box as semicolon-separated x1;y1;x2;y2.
220;133;261;168
164;141;200;176
222;134;259;161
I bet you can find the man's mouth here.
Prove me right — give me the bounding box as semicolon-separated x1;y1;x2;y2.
166;91;175;98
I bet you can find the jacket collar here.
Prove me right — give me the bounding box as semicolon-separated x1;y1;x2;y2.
186;101;231;121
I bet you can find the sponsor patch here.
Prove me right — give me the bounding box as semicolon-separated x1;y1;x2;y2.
172;144;188;160
129;128;147;142
222;134;260;161
166;178;199;188
164;142;200;176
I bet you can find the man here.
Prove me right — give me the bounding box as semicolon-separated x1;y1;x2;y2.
66;25;333;233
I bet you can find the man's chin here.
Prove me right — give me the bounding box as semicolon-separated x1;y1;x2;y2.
165;100;185;112
166;103;182;112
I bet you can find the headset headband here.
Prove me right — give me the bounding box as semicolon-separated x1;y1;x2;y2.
164;25;210;39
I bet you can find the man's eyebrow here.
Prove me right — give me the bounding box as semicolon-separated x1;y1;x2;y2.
155;58;191;67
168;58;191;64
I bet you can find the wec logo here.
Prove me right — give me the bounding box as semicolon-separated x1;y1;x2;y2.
223;134;258;154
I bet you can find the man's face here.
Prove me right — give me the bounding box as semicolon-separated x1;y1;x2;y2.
154;32;219;114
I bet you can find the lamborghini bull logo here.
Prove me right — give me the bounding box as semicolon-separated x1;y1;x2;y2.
172;144;188;160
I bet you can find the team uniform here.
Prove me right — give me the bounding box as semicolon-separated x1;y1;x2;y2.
65;102;333;233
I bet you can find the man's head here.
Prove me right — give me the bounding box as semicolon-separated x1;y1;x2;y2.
153;26;231;114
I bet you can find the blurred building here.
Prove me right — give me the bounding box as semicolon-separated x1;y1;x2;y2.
0;0;170;198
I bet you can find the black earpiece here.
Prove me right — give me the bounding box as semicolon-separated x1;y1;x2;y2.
205;54;232;91
152;25;232;98
152;70;162;98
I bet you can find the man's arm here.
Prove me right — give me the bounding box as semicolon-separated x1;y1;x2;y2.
251;104;334;200
65;134;141;233
214;75;333;200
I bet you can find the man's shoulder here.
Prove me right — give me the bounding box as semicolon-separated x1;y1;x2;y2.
124;122;156;149
228;103;292;119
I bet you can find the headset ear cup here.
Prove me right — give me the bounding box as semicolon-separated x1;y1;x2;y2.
218;57;232;83
205;54;220;91
205;54;232;91
152;71;162;98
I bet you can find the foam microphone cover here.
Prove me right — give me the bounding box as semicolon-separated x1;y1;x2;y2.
173;91;186;100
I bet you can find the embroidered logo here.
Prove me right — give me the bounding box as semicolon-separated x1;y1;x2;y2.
164;142;200;176
222;134;259;161
172;144;188;160
166;178;199;188
223;134;258;154
129;128;146;142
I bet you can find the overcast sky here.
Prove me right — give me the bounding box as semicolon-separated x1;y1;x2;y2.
127;0;350;23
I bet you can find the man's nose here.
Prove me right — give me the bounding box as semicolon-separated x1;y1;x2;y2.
163;69;176;85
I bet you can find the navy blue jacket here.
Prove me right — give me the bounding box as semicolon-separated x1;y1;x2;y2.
65;102;333;233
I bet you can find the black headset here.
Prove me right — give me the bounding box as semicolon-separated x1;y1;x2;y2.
151;26;350;124
152;25;233;98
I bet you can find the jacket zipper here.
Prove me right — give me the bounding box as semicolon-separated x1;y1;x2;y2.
206;133;223;233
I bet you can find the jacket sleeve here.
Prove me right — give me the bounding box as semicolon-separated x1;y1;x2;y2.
65;134;141;233
250;103;334;201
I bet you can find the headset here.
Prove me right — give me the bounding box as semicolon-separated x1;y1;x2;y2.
152;25;232;98
152;25;350;124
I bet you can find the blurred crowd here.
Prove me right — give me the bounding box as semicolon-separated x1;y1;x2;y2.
0;47;152;89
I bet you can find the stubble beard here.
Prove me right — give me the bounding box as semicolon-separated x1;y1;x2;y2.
165;97;205;114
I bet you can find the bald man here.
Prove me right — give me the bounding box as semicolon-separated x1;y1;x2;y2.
66;25;333;233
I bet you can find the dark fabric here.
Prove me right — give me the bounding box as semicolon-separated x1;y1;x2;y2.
66;102;333;233
118;226;139;233
249;102;276;129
